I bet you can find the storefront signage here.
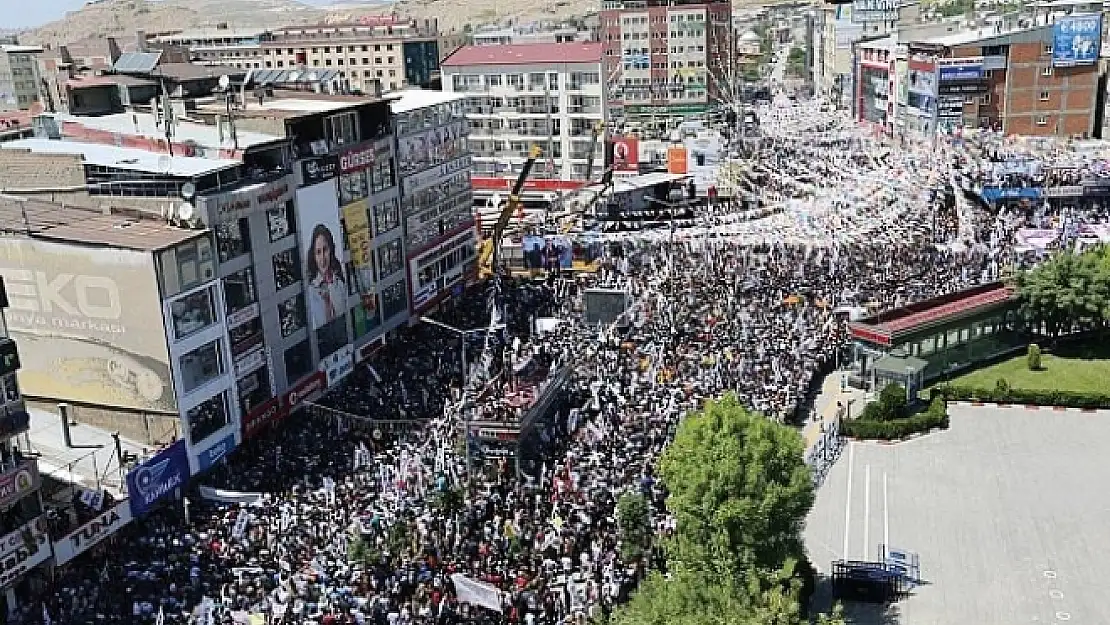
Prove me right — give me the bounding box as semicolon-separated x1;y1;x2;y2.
282;371;327;410
196;432;237;473
0;338;19;377
1044;185;1084;198
853;0;897;23
300;155;340;187
257;181;292;212
1082;182;1110;197
318;345;353;388
340;146;376;173
402;155;471;195
206;177;293;223
241;396;287;440
226;302;260;330
52;501;133;565
126;440;188;517
938;63;982;82
0;516;49;589
234;345;267;378
0;460;39;509
938;82;984;95
355;338;384;364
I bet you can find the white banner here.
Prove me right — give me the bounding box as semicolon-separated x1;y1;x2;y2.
0;515;50;587
232;509;250;540
52;500;133;565
450;573;504;613
198;486;264;505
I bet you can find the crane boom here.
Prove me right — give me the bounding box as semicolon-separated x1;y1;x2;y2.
478;144;542;279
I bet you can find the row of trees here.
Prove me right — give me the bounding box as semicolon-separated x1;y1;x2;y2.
1017;245;1110;337
609;395;844;625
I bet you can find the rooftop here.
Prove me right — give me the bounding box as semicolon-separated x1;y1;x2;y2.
0;45;44;54
2;137;240;177
0;196;207;251
65;74;157;89
145;63;245;82
919;24;1044;47
849;282;1018;345
195;89;387;119
441;43;604;67
152;27;270;41
58;112;282;152
389;88;466;114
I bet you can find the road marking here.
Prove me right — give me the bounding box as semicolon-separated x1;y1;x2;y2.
842;442;854;560
1056;612;1071;621
863;463;871;560
1049;590;1064;599
883;471;890;549
1044;570;1057;579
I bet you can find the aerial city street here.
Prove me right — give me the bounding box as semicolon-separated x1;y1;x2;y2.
0;0;1107;623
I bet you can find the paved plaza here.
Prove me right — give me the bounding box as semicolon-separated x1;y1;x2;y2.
806;404;1110;625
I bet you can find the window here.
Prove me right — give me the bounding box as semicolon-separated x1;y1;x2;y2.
324;110;360;147
371;157;395;193
171;287;217;340
1042;66;1053;76
1044;44;1053;55
1036;115;1048;126
284;339;313;382
272;248;302;291
268;200;296;241
377;239;404;278
979;93;991;105
229;317;264;357
381;281;407;320
373;198;401;235
185;392;230;445
223;267;257;314
279;294;307;337
179;340;224;394
1039;90;1050;101
162;237;216;297
340;169;369;205
237;366;272;417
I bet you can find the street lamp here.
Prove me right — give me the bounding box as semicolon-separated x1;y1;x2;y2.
418;316;505;492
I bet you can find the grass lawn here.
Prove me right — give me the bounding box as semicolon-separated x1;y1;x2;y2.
948;344;1110;394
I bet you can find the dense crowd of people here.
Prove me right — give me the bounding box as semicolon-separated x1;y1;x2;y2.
20;98;1104;625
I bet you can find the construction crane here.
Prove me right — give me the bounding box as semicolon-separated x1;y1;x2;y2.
477;144;543;279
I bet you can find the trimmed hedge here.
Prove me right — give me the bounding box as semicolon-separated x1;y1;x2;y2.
842;397;950;440
938;384;1110;409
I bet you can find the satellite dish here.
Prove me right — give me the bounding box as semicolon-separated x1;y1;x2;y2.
176;201;195;222
156;155;172;174
180;181;196;199
218;74;231;91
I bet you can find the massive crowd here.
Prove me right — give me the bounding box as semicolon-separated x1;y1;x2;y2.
19;98;1103;625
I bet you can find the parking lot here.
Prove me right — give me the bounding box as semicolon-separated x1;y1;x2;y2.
805;404;1110;624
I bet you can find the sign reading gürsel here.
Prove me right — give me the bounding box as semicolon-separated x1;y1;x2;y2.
0;515;50;589
126;440;189;517
52;501;133;565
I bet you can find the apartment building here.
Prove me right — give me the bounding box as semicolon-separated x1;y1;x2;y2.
0;276;45;612
0;45;44;111
151;17;457;94
599;0;733;121
472;26;590;46
441;43;607;189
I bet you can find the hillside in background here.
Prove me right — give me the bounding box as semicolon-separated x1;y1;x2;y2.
23;0;597;48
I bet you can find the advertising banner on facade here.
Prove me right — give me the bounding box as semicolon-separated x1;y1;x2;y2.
241;395;288;440
126;439;188;517
281;371;326;412
852;0;897;23
938;61;983;82
342;201;378;314
300;155;340;187
398;121;467;177
610;136;639;172
195;431;237;473
1052;14;1101;67
52;500;133;565
201;177;293;224
0;515;50;588
666;146;688;175
0;461;40;510
908;67;936;96
296;180;350;372
0;239;174;413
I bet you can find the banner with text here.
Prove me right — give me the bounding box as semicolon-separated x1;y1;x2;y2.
52;500;133;565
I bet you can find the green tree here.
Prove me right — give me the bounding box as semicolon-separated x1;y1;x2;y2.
617;491;652;564
875;383;908;421
658;394;814;578
1027;343;1042;370
610;568;805;625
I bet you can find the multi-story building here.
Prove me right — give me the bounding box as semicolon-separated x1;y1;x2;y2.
0;44;44;111
599;0;733;122
441;43;607;190
151;17;457;94
472;25;590;46
0;276;47;613
390;90;476;314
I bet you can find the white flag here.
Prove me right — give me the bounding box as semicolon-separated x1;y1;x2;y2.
43;605;52;625
155;606;164;625
451;573;504;613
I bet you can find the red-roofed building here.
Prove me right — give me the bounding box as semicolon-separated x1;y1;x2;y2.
849;281;1025;385
441;43;607;189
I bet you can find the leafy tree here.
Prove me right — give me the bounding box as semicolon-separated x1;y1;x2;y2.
875;383;908;421
617;491;652;564
658;394;814;579
610;567;805;625
1027;343;1042;370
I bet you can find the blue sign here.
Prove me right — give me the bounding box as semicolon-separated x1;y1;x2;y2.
939;64;982;82
196;432;237;473
1052;15;1102;67
980;187;1043;203
126;440;189;517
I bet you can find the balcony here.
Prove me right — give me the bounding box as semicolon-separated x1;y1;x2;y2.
567;105;603;115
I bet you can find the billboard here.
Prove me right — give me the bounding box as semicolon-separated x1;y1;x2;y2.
52;500;133;565
0;516;50;589
610;136;639;172
1053;15;1101;67
0;239;174;413
342;200;378;318
297;181;348;334
852;0;897;23
126;439;189;517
